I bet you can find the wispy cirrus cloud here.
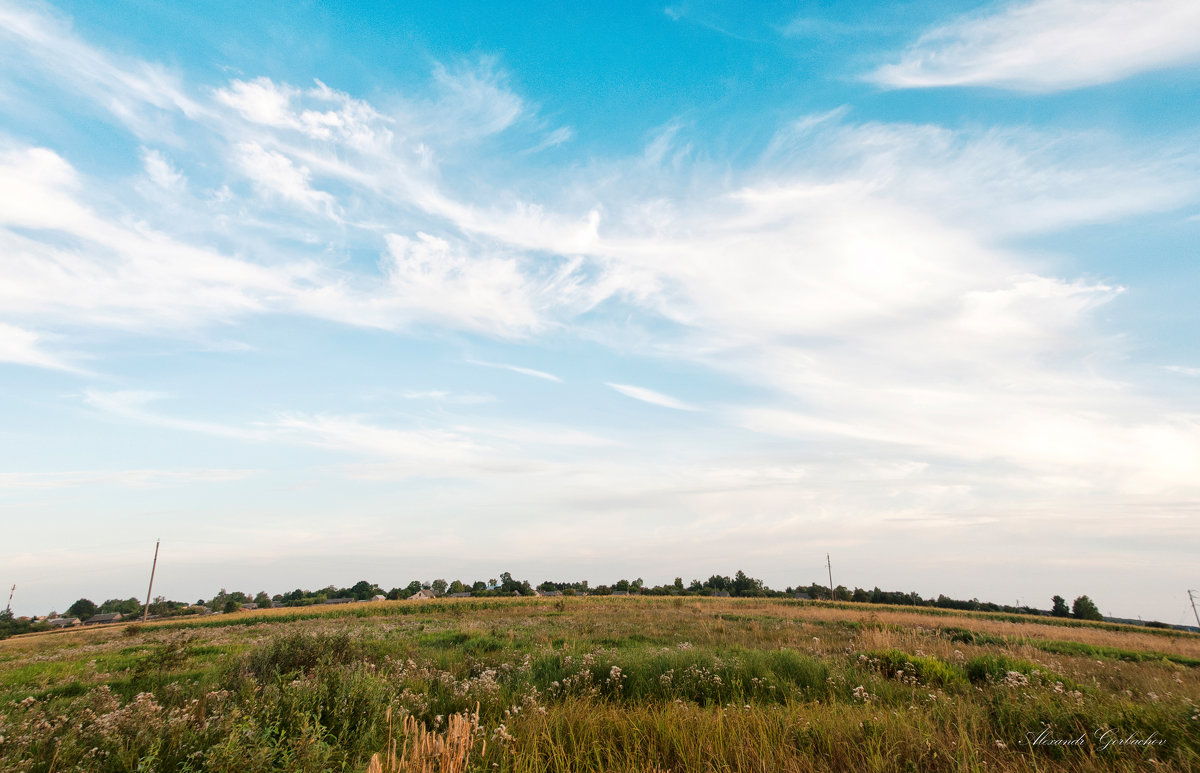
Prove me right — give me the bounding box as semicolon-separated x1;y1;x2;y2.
466;359;563;383
871;0;1200;92
607;383;698;411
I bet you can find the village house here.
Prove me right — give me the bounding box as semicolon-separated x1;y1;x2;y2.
47;617;80;628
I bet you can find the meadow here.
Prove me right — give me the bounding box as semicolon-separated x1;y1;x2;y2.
0;596;1197;772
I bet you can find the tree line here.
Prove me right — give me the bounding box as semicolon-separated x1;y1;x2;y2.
1;569;1141;640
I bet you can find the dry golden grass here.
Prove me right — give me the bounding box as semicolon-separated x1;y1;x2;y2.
367;704;482;773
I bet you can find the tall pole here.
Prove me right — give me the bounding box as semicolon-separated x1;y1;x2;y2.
142;540;160;623
5;584;13;614
826;554;834;601
1189;590;1200;630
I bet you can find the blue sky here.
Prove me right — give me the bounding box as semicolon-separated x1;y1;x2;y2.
2;0;1199;622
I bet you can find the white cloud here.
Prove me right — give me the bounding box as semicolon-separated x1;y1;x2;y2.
215;76;297;127
0;1;202;134
607;383;698;411
140;148;185;190
216;77;393;151
1165;365;1200;377
273;413;490;466
758;120;1199;237
429;58;525;140
234;141;338;215
0;145;302;331
467;359;563;383
872;0;1200;92
522;126;574;154
83;390;267;440
376;232;544;335
0;322;79;372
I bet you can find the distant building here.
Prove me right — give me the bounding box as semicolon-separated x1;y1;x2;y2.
371;594;386;602
409;589;438;600
240;602;258;610
84;612;123;625
323;597;355;604
448;592;471;598
47;617;80;628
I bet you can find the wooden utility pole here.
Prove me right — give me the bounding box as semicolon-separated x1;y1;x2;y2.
826;554;834;601
1189;590;1200;630
5;584;13;614
142;540;160;623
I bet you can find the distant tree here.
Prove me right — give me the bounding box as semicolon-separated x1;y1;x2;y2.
1072;595;1103;621
705;575;731;592
614;579;630;592
852;588;869;603
431;579;448;595
499;572;531;594
488;578;498;590
347;580;380;600
674;577;684;592
223;598;240;614
732;570;765;597
100;597;142;616
1051;595;1070;617
472;580;487;593
0;609;34;640
254;591;271;607
688;579;703;592
405;580;423;598
66;598;98;619
448;580;467;595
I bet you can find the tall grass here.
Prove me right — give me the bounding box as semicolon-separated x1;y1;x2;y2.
1;597;1196;772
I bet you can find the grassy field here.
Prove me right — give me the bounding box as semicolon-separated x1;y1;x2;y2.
1;596;1197;772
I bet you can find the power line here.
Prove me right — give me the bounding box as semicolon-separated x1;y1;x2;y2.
1189;590;1200;630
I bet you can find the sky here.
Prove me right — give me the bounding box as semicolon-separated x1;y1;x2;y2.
1;0;1198;623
